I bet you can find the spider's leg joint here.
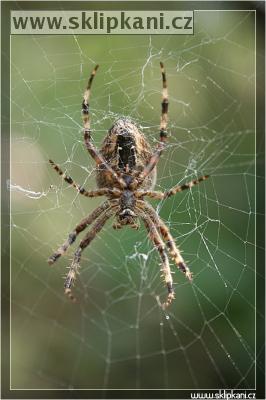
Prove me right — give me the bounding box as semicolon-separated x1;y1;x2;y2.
47;253;60;265
166;281;175;295
79;187;85;194
82;100;89;114
64;175;73;185
178;261;193;281
160;129;168;139
161;98;169;114
161;281;175;309
68;232;77;245
84;129;91;136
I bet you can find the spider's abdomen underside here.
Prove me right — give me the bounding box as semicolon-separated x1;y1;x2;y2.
96;118;157;190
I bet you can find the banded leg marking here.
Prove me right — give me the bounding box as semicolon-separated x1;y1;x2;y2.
136;175;210;200
135;62;169;188
49;159;121;198
82;65;126;189
140;211;175;309
48;201;117;265
137;200;193;281
64;206;118;302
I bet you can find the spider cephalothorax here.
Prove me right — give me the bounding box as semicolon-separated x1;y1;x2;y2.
115;189;138;227
48;63;209;308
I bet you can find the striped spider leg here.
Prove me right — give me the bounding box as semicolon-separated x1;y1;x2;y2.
63;204;119;302
48;64;125;301
132;62;169;190
137;208;175;309
133;175;209;306
48;200;120;301
82;65;126;189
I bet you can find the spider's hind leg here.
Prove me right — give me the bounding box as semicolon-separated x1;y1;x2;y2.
64;248;81;302
140;211;175;309
48;201;113;265
63;206;118;302
137;200;193;281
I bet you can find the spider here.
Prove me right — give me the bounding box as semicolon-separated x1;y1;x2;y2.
48;63;209;308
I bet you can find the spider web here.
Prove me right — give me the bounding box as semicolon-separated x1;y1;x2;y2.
9;10;263;394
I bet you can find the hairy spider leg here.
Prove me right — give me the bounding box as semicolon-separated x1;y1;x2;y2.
48;201;119;265
135;175;210;200
137;200;192;280
49;159;121;198
82;65;126;189
135;62;169;188
64;206;118;302
138;210;175;309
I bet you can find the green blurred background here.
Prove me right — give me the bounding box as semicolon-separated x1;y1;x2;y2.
10;11;258;390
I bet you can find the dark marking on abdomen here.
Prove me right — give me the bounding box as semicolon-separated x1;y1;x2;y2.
117;134;136;170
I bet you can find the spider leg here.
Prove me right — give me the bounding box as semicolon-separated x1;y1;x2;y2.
48;200;118;265
135;175;210;200
64;206;118;302
139;210;175;309
159;61;169;143
134;62;169;188
82;65;126;189
49;159;121;198
137;200;192;280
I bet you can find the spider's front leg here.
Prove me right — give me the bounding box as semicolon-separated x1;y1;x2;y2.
82;65;126;189
134;62;169;189
64;206;118;302
139;211;175;309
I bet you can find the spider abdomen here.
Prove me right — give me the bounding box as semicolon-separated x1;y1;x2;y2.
96;118;157;190
117;133;136;170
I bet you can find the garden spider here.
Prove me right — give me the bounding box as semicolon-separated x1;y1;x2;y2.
48;63;209;308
